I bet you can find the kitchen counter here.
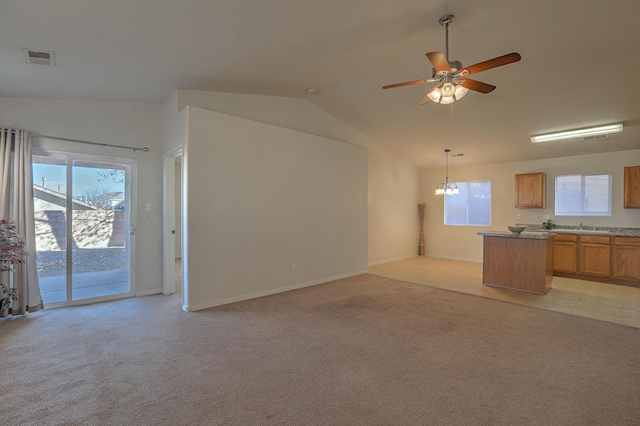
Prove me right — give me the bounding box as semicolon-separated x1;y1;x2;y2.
478;232;554;294
516;225;640;238
477;231;554;239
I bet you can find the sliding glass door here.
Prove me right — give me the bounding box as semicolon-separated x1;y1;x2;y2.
33;152;134;306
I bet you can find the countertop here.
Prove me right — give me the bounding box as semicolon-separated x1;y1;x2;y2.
479;226;640;238
477;231;553;239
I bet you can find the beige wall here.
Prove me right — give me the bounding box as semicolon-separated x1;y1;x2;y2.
420;149;640;262
183;106;368;310
169;90;420;266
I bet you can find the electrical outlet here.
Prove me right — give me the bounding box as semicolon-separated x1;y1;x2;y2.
292;263;297;272
517;213;522;220
458;244;464;250
534;215;538;221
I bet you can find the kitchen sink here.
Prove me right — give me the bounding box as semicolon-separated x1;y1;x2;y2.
554;229;610;234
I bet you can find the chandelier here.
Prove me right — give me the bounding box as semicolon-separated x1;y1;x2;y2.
435;149;459;195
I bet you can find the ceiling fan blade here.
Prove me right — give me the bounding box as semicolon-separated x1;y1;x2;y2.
382;79;427;89
426;52;451;73
460;52;521;75
460;78;496;93
419;85;440;105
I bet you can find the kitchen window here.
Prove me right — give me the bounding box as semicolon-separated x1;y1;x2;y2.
444;180;491;226
555;173;611;216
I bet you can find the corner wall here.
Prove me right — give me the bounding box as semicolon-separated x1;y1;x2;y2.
184;106;368;310
171;90;420;266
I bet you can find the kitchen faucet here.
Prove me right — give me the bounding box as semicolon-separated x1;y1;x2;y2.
579;221;583;230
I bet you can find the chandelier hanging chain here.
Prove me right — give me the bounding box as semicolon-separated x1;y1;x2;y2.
445;148;450;185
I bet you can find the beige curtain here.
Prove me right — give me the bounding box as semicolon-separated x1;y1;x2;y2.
0;128;43;314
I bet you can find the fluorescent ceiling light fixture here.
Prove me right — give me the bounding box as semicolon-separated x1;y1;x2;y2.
531;123;623;143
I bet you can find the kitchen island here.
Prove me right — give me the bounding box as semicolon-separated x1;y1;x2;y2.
477;231;554;294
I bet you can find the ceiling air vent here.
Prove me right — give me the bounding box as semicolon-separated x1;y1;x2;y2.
583;134;609;141
22;48;55;66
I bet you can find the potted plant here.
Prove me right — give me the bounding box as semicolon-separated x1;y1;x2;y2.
542;219;557;230
0;219;26;316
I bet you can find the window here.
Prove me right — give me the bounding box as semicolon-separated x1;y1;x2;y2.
33;152;135;306
444;180;491;226
555;173;611;216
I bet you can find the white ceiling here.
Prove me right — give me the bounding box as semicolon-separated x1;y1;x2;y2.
1;0;639;169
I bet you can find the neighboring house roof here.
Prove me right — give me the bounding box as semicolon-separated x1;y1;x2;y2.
33;184;97;211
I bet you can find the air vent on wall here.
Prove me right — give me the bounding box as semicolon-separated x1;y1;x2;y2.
22;48;55;66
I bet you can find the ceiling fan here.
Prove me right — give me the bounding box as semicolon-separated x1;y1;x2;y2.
383;15;521;105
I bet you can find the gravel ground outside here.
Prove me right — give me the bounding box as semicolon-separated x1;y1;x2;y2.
37;248;127;277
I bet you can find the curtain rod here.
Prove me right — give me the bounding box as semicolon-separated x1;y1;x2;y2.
31;133;149;152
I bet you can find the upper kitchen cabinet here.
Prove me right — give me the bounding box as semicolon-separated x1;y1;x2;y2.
624;166;640;208
515;172;545;208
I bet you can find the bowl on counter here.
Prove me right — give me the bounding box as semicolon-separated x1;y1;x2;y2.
508;226;526;235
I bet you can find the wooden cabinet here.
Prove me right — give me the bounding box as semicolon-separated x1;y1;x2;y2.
624;166;640;208
553;233;640;287
553;234;578;273
515;172;545;208
579;235;611;277
482;234;553;294
613;236;640;279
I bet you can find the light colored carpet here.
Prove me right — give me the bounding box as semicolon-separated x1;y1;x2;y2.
2;273;639;425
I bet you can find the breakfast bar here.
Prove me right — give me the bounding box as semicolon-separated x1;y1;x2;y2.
477;231;554;294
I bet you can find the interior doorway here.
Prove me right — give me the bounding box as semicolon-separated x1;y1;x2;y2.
163;149;185;308
174;156;182;293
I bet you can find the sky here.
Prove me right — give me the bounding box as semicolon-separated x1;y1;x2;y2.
32;163;125;196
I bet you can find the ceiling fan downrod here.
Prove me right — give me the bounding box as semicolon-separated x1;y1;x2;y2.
439;15;455;60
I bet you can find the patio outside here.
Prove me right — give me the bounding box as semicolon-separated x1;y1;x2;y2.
35;209;129;304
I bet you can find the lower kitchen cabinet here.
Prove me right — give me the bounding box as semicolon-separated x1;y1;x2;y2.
613;237;640;280
553;233;639;287
579;235;611;277
553;234;577;273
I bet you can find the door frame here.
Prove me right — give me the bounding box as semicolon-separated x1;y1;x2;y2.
33;148;137;307
163;147;185;308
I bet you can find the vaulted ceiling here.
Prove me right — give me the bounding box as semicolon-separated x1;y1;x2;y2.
1;0;638;168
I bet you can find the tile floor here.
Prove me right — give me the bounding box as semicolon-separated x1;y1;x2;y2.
368;256;640;329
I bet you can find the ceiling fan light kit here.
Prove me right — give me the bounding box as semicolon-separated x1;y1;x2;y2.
530;123;623;143
427;76;469;104
383;14;521;105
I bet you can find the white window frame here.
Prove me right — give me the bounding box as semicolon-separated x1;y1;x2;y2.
444;180;491;227
554;173;612;216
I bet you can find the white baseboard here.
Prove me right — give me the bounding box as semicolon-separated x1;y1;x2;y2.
182;270;367;312
428;254;482;263
367;254;416;267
